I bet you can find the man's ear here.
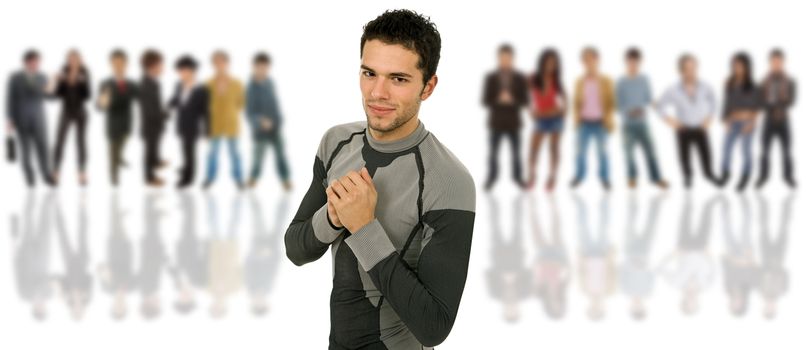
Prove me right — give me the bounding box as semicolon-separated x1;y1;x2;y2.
420;75;438;101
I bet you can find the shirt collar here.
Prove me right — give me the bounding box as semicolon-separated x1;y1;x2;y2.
365;119;428;153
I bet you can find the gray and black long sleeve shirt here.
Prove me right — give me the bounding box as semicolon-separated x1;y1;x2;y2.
285;120;476;349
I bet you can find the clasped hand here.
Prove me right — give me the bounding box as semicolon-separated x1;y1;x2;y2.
325;167;377;234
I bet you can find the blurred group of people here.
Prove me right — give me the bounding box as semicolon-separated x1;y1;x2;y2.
6;49;292;190
483;45;797;192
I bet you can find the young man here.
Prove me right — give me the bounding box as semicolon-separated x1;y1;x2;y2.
98;49;138;187
655;54;720;189
6;50;56;187
571;47;616;190
284;10;476;349
139;49;169;187
168;55;209;188
756;48;797;189
481;43;529;191
245;52;292;190
615;48;668;189
203;50;245;190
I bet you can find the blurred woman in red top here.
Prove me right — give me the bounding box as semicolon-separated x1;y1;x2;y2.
527;49;567;191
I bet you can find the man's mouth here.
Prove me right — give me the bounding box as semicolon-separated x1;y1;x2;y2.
368;103;396;115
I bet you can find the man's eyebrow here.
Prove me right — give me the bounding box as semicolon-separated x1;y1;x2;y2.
360;65;413;78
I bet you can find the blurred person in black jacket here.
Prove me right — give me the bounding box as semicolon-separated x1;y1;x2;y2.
482;44;529;191
139;49;169;187
168;55;209;188
52;49;91;186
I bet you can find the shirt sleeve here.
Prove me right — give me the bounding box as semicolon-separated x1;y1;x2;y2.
284;131;345;266
343;174;476;347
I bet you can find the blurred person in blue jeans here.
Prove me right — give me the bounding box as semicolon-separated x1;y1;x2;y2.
570;47;616;190
616;47;668;189
245;52;292;190
203;50;245;190
719;52;762;192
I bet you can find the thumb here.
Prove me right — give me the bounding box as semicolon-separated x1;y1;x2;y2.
360;167;374;189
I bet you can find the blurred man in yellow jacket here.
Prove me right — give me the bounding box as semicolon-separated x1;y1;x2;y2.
203;50;245;189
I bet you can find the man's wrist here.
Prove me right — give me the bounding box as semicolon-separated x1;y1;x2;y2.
346;217;375;234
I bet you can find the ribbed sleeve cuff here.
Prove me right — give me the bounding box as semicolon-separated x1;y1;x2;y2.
344;219;397;271
312;204;343;244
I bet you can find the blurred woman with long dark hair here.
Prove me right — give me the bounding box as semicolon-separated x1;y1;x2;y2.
526;48;566;191
719;52;762;191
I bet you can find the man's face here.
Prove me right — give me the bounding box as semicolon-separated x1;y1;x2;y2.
359;39;436;133
25;58;40;72
626;58;640;75
213;56;229;75
583;52;599;74
770;56;784;73
111;57;127;76
177;67;195;83
149;62;164;77
498;51;513;71
681;58;698;80
253;62;269;78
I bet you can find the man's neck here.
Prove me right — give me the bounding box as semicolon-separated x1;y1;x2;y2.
369;116;420;142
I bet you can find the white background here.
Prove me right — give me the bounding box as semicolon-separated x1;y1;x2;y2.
0;0;802;348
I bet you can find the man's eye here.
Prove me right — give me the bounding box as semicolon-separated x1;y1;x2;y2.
392;77;408;83
362;70;375;77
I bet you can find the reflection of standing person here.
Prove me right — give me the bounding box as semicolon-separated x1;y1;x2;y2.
757;194;793;319
485;193;530;323
756;49;797;189
718;53;762;191
574;193;615;321
138;193;168;320
526;49;566;192
616;48;667;189
719;195;758;317
203;50;245;190
97;193;135;320
97;49;138;187
53;194;92;320
658;194;718;316
206;193;243;319
52;49;91;186
171;191;208;315
246;52;292;190
529;194;569;320
138;49;169;187
482;44;528;191
10;193;53;321
620;193;665;320
570;47;616;190
6;50;56;187
244;192;289;317
168;55;209;188
655;54;720;189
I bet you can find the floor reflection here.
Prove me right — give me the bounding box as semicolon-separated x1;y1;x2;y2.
9;189;290;322
485;191;795;322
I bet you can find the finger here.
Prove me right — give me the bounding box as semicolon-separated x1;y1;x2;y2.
330;179;348;198
360;167;375;190
345;171;365;189
326;185;340;202
341;171;360;188
336;177;356;194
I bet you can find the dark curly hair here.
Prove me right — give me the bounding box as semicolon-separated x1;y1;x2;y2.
360;9;441;85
